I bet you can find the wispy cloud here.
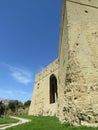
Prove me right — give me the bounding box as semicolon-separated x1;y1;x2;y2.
1;63;33;85
11;68;33;84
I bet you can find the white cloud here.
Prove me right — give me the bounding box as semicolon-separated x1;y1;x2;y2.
0;63;33;85
10;67;33;85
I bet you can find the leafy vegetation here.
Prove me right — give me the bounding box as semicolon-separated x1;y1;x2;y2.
0;116;19;125
0;101;5;116
6;115;98;130
24;100;31;108
0;100;31;116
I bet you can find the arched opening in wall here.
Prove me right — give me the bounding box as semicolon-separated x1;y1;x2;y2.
50;74;58;104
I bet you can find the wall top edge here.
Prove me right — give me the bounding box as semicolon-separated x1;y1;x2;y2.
35;58;58;77
66;0;98;8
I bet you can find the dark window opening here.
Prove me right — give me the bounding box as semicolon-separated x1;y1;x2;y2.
50;74;58;104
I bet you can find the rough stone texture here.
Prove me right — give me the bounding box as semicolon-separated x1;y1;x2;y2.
29;59;58;116
29;0;98;126
58;0;98;126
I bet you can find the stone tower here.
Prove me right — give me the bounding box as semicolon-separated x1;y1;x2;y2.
58;0;98;125
29;0;98;126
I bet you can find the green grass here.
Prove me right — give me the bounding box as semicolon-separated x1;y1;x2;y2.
6;115;98;130
0;116;19;125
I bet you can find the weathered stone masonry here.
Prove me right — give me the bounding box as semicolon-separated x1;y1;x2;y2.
29;0;98;126
29;59;59;116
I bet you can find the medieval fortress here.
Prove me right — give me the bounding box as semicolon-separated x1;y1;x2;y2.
29;0;98;126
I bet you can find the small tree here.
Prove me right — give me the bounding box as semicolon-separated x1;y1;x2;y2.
0;101;5;117
24;100;31;108
8;101;16;112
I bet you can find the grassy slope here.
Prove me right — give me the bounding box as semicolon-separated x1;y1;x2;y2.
0;116;19;125
6;115;98;130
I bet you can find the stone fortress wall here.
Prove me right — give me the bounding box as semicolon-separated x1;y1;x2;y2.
29;59;59;116
29;0;98;126
58;0;98;126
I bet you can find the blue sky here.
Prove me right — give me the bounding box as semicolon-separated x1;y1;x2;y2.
0;0;62;102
